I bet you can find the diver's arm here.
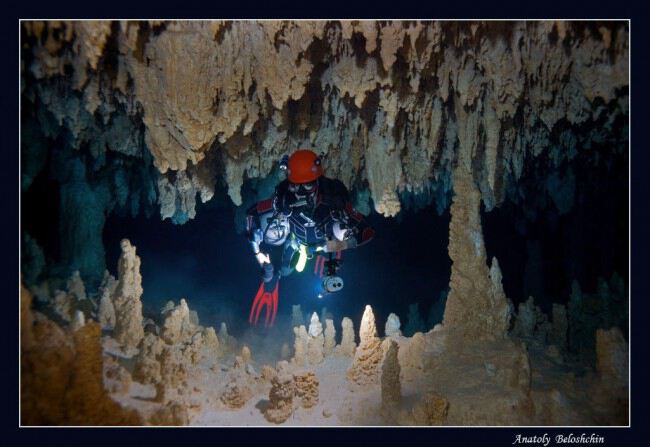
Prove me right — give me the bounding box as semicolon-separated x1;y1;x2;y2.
323;202;375;252
245;200;274;265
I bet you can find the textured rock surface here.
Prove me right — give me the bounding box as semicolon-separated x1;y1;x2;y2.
385;313;402;338
161;299;192;344
294;372;320;409
23;20;628;222
307;313;325;365
443;167;511;341
596;327;628;394
292;325;309;366
21;285;142;425
323;319;336;356
98;272;117;330
264;369;295;423
112;239;144;352
337;317;356;357
380;338;401;419
348;305;384;385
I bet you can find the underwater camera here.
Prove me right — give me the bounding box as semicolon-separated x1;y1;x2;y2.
317;257;344;298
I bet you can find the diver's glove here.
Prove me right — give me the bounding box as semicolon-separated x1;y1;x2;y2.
255;252;271;266
262;262;275;283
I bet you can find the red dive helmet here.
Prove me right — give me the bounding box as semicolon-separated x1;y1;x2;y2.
285;149;323;184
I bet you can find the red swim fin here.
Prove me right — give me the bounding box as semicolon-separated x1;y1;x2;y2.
249;275;280;327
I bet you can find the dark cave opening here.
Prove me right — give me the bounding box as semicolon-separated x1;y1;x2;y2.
102;195;453;338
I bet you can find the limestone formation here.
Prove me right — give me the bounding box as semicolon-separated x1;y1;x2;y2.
241;345;252;364
133;333;165;385
348;305;384;385
512;296;552;345
409;393;449;425
381;339;401;419
264;370;295;423
53;289;73;323
104;356;132;395
596;328;628;394
98;272;117;330
71;310;85;331
323;319;336;356
385;313;402;338
292;325;309;367
307;312;325;365
202;327;220;358
218;322;237;354
220;378;253;410
337;317;357;357
161;299;194;345
23;21;628;221
443;167;511;341
21;285;142;425
294;372;319;409
112;239;144;353
397;332;427;382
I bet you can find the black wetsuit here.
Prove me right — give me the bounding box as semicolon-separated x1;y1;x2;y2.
246;176;374;276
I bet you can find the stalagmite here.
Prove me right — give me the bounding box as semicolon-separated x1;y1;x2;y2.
112;239;144;353
202;327;220;358
347;305;384;385
397;332;426;382
442;167;511;341
161;299;193;345
98;272;116;330
323;319;336;356
241;346;252;364
292;325;309;366
264;366;295;423
307;312;325;365
381;338;401;419
294;372;319;408
385;313;402;338
337;317;357;357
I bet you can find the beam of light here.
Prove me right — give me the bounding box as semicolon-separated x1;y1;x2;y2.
296;244;308;272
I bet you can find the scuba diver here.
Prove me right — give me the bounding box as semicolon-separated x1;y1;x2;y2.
245;149;375;327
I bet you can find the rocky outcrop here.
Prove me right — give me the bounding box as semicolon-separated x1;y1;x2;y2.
442;166;511;341
347;305;384;385
21;285;142;425
112;239;144;353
